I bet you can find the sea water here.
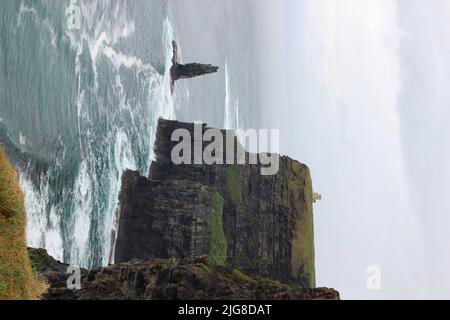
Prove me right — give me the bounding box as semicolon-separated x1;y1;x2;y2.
0;0;254;268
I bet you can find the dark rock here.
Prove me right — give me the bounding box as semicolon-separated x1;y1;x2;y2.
109;118;316;289
143;119;316;287
170;41;219;93
171;63;219;81
114;171;227;266
31;249;339;300
27;248;88;299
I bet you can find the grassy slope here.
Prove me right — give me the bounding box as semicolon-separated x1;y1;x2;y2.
0;146;46;300
226;165;243;206
290;162;316;288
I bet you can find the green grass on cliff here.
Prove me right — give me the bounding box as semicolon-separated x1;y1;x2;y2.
285;162;316;288
0;146;47;300
231;269;290;290
207;193;227;266
226;165;243;206
290;162;316;288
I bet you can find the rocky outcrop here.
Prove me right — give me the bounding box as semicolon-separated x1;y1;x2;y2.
27;119;338;300
171;63;219;81
29;249;339;300
28;248;88;290
114;119;316;288
114;171;226;265
170;41;219;93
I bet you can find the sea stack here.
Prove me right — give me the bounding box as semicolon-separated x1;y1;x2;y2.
170;41;219;92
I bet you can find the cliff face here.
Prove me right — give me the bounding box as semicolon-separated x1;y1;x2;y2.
115;171;227;266
170;41;219;93
114;119;315;288
30;249;338;300
171;63;219;81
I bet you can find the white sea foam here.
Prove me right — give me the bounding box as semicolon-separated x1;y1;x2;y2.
17;2;57;48
20;0;177;267
70;160;93;266
223;61;244;145
223;61;241;130
160;18;177;120
224;61;232;130
102;45;156;73
17;2;37;25
20;171;63;262
19;132;26;146
109;17;177;264
90;32;108;62
105;129;137;265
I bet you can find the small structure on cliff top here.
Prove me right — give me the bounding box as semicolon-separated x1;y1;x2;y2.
170;41;219;93
313;193;322;203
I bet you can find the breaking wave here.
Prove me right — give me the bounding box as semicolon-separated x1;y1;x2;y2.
15;1;176;268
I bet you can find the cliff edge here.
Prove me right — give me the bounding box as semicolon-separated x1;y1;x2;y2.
29;248;338;300
114;119;316;288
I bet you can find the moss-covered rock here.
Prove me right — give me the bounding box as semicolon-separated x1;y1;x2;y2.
33;249;338;300
285;161;316;288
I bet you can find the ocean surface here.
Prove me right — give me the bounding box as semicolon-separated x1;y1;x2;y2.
0;0;254;268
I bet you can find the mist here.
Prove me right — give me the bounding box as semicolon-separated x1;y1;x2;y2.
252;0;450;299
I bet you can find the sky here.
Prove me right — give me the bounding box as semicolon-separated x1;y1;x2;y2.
252;0;450;299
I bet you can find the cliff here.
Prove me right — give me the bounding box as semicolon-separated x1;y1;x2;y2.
29;248;338;300
26;119;338;300
114;119;316;288
115;171;227;266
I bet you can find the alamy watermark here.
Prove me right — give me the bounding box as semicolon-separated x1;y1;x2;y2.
366;265;382;290
66;265;81;290
171;123;280;176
